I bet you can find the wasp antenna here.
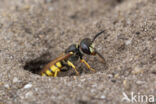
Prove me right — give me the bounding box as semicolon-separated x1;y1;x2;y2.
92;30;105;43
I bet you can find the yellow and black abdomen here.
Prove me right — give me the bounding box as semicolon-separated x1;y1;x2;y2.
41;61;63;77
40;52;76;77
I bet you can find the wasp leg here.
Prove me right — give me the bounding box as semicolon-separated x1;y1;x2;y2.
80;59;96;72
41;73;46;76
54;70;58;77
67;61;79;75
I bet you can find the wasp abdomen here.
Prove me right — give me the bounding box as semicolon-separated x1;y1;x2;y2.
41;61;63;76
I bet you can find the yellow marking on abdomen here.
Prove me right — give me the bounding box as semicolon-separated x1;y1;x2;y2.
45;70;53;76
56;62;62;68
50;65;60;72
41;73;46;76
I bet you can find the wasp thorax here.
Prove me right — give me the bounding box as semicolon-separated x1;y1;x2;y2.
65;44;78;53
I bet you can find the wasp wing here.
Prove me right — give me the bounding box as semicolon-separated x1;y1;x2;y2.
40;52;73;74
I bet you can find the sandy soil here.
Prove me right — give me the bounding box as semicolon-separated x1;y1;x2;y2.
0;0;155;104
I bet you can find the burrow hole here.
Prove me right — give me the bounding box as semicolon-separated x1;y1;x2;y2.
23;52;101;77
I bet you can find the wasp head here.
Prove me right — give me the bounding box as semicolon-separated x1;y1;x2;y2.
79;30;105;55
79;38;96;55
79;30;106;63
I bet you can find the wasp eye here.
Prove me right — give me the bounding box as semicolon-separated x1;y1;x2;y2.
80;38;92;54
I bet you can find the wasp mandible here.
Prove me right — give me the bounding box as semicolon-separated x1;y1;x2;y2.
40;30;106;77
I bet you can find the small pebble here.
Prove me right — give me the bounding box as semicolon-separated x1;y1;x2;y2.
24;83;32;89
123;79;128;88
81;78;86;82
91;89;95;93
123;79;131;90
23;5;30;10
25;91;33;98
114;73;120;78
111;79;116;83
135;31;140;35
13;77;19;83
125;39;132;45
91;84;97;88
48;7;54;11
35;88;39;91
136;80;145;85
101;95;106;99
4;84;10;89
132;66;143;74
107;74;113;78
